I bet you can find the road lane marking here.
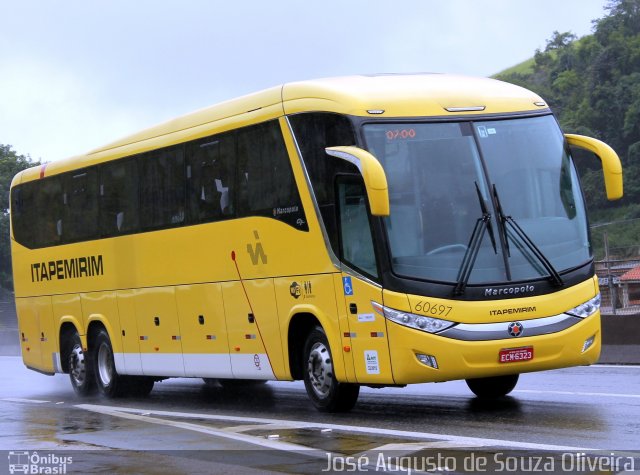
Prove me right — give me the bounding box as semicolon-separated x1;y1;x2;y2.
224;423;307;433
75;403;328;456
2;397;50;404
514;390;640;399
76;403;595;452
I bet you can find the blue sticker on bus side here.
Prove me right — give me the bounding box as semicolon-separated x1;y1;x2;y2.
343;276;354;296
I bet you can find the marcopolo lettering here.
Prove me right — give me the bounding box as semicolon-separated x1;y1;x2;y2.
31;255;104;282
484;284;535;297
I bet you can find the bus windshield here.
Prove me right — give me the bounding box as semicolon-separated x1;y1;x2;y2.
363;115;591;285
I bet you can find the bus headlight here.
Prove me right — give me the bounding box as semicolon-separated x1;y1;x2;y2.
566;294;601;318
371;301;456;334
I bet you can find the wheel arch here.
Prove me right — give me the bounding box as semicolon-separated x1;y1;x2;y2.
287;312;320;380
287;308;346;381
86;315;116;352
58;319;82;374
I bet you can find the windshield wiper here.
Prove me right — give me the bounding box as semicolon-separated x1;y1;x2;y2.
492;185;564;287
453;183;497;296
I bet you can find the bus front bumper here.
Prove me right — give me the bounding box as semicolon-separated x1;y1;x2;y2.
387;312;601;384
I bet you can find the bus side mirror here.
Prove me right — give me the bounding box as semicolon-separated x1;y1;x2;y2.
325;146;390;216
565;134;623;201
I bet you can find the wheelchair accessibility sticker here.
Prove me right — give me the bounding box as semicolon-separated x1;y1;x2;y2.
343;276;354;296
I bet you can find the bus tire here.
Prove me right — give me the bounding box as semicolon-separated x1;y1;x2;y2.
93;328;126;398
465;374;519;399
68;332;95;396
303;326;359;412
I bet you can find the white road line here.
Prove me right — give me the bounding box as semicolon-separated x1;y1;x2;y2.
75;403;327;456
224;423;305;433
2;397;50;404
514;389;640;399
76;403;595;452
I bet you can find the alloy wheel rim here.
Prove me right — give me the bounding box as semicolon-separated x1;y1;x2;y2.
97;342;114;387
307;341;333;398
69;345;86;385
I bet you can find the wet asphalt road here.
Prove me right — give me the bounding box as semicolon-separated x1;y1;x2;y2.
1;356;639;474
1;296;639;473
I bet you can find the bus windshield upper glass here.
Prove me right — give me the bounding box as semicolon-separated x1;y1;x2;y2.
363;115;590;285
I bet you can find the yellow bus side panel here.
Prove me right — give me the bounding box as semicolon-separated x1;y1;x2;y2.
115;290;143;375
80;291;123;355
221;279;282;380
12;218;335;298
339;275;393;384
52;293;84;337
274;274;350;382
176;283;233;378
15;296;57;374
134;287;185;377
15;297;43;371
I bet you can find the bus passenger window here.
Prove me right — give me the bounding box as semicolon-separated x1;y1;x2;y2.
64;169;98;242
186;134;235;223
236;120;307;229
139;146;185;230
37;178;64;247
99;159;139;236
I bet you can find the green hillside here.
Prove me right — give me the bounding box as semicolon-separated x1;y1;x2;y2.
495;0;640;259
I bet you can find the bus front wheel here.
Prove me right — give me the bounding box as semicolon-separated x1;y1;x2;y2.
465;374;519;399
68;332;95;396
303;326;359;412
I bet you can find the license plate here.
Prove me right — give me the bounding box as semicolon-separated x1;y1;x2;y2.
499;346;534;363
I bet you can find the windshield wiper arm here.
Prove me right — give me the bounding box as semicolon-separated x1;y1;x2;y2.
492;185;564;287
475;182;497;253
453;183;496;296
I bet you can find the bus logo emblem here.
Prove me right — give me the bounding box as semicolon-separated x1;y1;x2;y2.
508;322;524;337
246;230;267;265
290;282;302;299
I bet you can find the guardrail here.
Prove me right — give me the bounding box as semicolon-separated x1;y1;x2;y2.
600;314;640;364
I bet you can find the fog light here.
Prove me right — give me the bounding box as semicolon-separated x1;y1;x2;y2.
416;353;439;369
582;334;596;353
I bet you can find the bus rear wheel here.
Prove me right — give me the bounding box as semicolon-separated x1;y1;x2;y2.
93;329;155;397
94;328;126;398
303;326;359;412
465;374;519;399
68;332;95;396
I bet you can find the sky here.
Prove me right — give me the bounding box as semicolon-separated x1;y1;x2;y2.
0;0;610;163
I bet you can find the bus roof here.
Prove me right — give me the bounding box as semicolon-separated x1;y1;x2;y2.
16;74;547;183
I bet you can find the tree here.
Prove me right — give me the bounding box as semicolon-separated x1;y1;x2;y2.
545;31;577;51
496;0;640;257
0;145;40;290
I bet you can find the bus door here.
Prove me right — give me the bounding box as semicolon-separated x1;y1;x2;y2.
221;279;283;380
134;287;185;377
335;177;393;383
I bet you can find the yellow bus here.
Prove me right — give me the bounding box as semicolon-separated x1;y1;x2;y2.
10;74;623;412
